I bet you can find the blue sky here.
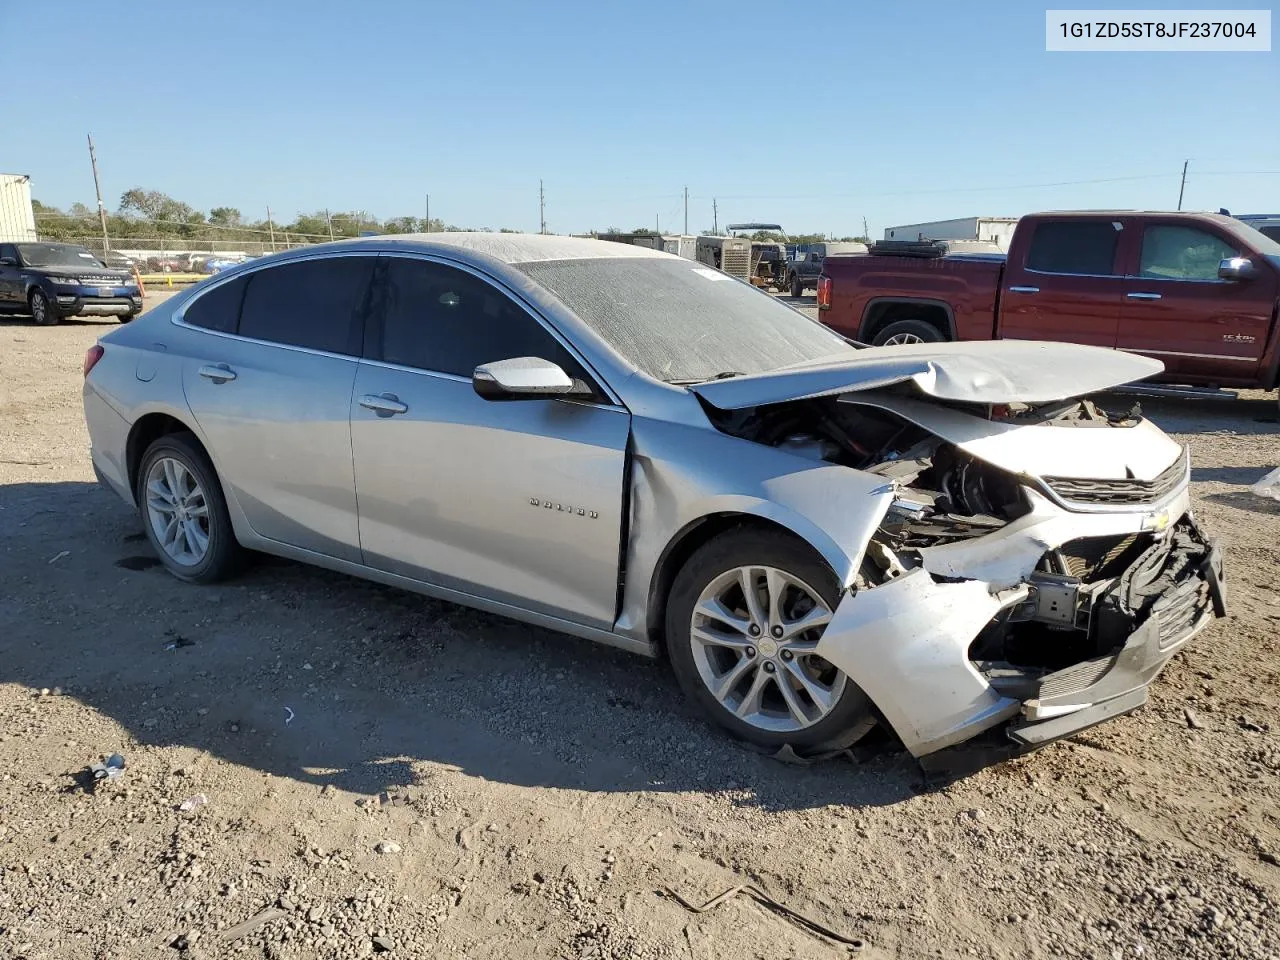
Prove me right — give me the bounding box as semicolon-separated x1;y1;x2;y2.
9;0;1277;236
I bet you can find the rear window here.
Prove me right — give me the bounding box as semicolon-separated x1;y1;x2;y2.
517;257;854;382
1026;221;1120;275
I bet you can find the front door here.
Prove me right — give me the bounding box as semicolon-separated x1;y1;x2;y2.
0;244;20;308
1118;221;1276;386
999;218;1127;347
178;254;375;561
350;255;630;629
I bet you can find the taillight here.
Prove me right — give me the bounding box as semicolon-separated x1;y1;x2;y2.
83;345;105;378
817;276;832;310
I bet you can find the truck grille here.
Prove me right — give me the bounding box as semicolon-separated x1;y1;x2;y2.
721;248;750;280
1043;449;1187;507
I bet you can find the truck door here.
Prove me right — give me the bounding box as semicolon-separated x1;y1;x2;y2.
999;219;1125;347
1118;220;1275;386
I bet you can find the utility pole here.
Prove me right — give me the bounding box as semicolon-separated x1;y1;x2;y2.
86;134;111;253
425;194;430;232
862;216;869;241
539;180;546;235
326;209;335;241
712;198;718;235
1177;160;1189;211
655;214;659;234
683;185;688;235
266;206;277;251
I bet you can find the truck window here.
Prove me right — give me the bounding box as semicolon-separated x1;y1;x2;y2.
1139;225;1237;281
1026;222;1119;275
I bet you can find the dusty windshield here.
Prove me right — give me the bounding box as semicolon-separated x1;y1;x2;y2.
17;244;103;268
518;257;856;382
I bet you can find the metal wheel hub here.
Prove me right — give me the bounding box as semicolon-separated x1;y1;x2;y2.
145;456;211;567
884;332;923;345
689;565;846;733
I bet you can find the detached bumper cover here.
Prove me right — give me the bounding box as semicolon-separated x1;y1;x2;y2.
815;505;1225;758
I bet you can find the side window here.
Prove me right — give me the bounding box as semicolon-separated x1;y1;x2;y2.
0;244;16;263
375;258;585;380
1026;221;1120;276
1139;225;1238;281
1260;226;1280;243
238;256;373;354
182;275;247;334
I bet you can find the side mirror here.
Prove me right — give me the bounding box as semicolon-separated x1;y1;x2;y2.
1219;256;1256;281
473;356;593;402
0;257;15;266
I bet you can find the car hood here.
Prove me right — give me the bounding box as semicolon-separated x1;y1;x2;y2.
689;340;1164;409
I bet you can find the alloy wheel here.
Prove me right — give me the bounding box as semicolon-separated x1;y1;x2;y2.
689;565;846;732
145;456;211;566
883;332;924;345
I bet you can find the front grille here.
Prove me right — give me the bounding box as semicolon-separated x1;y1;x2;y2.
1039;654;1116;698
1154;578;1211;649
1044;449;1187;507
77;275;128;285
721;248;751;280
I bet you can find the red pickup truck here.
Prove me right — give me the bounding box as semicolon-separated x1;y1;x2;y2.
817;211;1280;392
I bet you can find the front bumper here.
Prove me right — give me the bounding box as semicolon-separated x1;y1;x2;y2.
814;489;1225;759
50;286;142;317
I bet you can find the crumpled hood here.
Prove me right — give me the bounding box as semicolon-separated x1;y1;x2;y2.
690;340;1164;409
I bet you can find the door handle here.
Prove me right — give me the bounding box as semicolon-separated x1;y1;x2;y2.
359;393;409;416
1127;292;1162;301
1008;286;1039;294
197;363;237;383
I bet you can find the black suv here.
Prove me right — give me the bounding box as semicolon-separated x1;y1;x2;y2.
0;242;142;325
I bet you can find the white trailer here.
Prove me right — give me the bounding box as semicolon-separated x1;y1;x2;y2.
662;234;697;260
884;216;1019;251
0;174;38;243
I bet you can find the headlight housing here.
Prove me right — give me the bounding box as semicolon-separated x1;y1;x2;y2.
52;276;84;287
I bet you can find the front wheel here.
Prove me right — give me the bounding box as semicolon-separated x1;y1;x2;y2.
118;311;138;323
665;529;875;751
790;274;803;298
29;289;57;326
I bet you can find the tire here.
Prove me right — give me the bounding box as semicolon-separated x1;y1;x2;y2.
665;528;876;752
872;318;945;347
136;432;242;584
118;311;138;323
29;289;57;326
790;274;803;298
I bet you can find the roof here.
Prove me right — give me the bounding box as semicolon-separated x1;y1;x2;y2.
329;231;674;264
1029;210;1237;221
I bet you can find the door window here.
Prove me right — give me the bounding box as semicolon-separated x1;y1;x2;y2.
1026;221;1120;275
372;257;586;381
0;244;16;263
183;275;248;334
1138;225;1237;281
237;256;373;355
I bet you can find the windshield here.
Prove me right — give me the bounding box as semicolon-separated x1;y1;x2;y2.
17;244;104;268
517;257;856;382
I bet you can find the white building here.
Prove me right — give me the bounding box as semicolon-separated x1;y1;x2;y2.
0;174;38;243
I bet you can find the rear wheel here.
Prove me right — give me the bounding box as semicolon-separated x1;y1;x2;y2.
665;529;875;751
137;433;242;584
29;289;57;326
872;318;945;346
118;311;138;323
790;274;803;298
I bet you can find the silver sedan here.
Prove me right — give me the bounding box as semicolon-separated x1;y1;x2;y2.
82;234;1225;766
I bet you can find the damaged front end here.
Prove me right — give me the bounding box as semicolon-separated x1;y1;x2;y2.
706;389;1226;763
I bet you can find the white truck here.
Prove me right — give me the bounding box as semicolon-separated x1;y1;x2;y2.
883;216;1019;252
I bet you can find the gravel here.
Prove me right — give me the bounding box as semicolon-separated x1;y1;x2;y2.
1;303;1278;958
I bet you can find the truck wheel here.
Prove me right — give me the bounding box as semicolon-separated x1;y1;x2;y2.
29;289;58;326
873;319;944;346
790;274;803;298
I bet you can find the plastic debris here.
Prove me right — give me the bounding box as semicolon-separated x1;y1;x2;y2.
221;907;287;942
89;753;126;783
47;550;70;564
164;635;196;651
284;706;295;725
661;884;864;950
1251;466;1280;501
178;793;209;812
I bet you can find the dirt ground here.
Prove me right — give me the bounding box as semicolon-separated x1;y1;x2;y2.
2;295;1279;960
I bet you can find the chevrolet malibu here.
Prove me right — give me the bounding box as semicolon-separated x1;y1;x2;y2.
82;234;1225;766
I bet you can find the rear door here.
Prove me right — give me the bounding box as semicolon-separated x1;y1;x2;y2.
998;218;1126;347
350;254;631;629
178;254;375;560
1118;220;1276;385
0;243;19;307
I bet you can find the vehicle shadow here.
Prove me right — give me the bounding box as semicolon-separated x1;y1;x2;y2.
1096;392;1280;436
0;480;926;813
1203;490;1280;515
1192;465;1275;485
